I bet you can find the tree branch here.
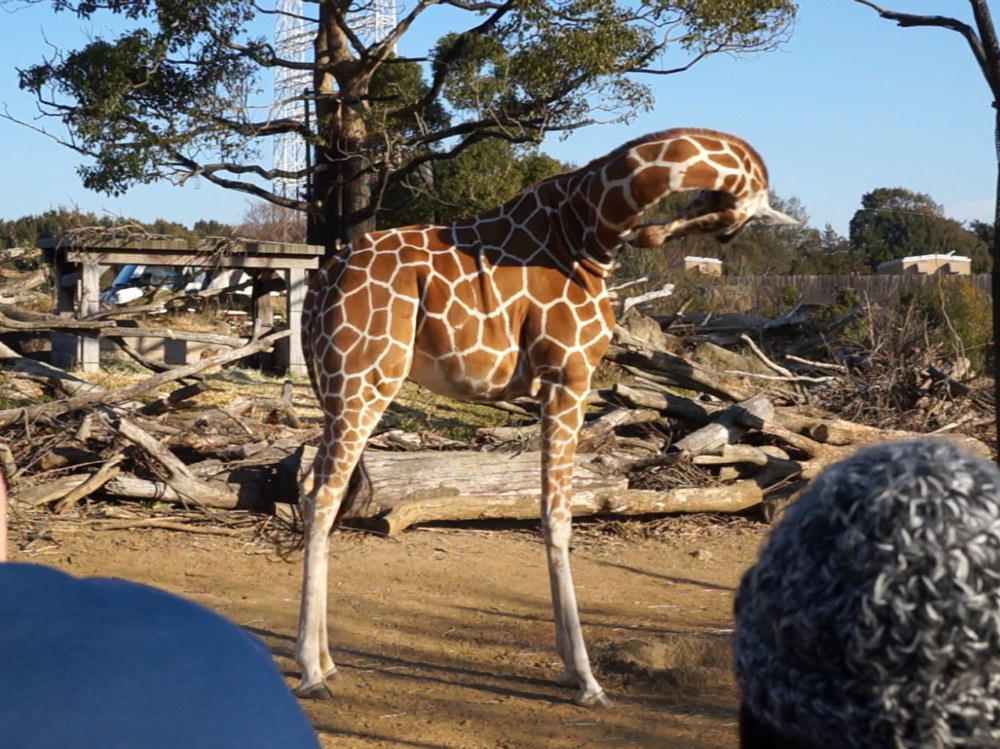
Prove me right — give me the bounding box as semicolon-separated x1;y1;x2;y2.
853;0;996;96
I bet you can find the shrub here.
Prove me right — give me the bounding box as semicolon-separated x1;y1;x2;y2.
899;277;992;374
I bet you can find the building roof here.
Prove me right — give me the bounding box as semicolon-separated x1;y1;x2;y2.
876;253;971;270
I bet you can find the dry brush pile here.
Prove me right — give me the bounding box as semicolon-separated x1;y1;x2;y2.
0;249;994;540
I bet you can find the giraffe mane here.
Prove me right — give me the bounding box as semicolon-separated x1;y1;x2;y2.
554;127;770;185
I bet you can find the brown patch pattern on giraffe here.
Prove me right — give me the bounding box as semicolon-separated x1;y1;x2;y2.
681;161;720;189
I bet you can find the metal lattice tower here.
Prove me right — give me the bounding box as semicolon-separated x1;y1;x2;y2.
273;0;312;200
272;0;398;200
347;0;398;48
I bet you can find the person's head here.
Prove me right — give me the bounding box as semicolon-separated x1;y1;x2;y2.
734;439;1000;749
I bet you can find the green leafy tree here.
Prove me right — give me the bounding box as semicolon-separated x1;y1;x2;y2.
144;218;192;237
10;0;796;249
970;218;994;250
430;141;566;224
191;219;235;238
0;208;117;249
377;140;565;228
788;225;869;275
903;277;993;373
848;187;990;272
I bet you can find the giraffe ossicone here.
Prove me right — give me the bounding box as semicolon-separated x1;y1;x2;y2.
297;127;795;707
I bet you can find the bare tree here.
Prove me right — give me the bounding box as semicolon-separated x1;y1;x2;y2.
236;201;307;244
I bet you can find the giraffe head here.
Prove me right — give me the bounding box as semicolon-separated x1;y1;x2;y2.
683;189;800;243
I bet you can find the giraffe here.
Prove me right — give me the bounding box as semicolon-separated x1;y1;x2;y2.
297;127;798;707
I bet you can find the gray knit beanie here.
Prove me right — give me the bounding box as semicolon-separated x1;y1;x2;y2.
734;439;1000;749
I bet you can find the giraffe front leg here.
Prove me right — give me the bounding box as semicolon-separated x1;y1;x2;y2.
624;209;743;247
540;382;611;708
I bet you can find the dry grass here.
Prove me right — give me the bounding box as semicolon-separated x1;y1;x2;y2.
593;631;737;700
76;360;517;440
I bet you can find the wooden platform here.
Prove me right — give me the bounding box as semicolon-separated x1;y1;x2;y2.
39;236;327;376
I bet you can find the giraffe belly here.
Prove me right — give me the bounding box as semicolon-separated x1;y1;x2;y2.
407;347;535;402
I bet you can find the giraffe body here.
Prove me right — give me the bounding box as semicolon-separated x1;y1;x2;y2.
297;127;797;706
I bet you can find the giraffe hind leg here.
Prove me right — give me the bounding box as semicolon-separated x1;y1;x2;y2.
295;463;336;694
295;432;353;698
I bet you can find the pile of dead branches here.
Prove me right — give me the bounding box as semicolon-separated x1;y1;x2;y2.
0;253;993;535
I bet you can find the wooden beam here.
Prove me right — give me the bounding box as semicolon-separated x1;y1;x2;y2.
79;261;101;371
65;251;321;270
286;267;309;377
39;237;325;257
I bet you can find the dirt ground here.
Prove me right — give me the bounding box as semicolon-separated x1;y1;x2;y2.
9;513;768;748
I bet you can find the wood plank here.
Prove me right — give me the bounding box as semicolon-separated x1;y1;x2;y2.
66;251;321;270
238;241;326;256
41;236;324;257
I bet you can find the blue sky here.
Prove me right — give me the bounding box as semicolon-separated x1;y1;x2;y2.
0;1;996;237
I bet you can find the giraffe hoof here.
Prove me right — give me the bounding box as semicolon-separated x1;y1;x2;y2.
575;688;612;708
554;670;577;688
295;680;334;700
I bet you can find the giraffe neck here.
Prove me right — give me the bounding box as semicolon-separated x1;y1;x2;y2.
556;170;619;276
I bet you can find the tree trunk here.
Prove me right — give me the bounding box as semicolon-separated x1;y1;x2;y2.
308;4;377;254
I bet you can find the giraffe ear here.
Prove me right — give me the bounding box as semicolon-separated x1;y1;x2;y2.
753;203;800;226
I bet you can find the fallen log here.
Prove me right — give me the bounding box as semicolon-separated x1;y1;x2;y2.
605;382;715;425
693;444;802;487
138;382;209;416
11;467;243;511
478;407;662;451
290;446;763;535
111;417;239;509
102;475;240;509
374;481;763;536
291;448;626;513
0;340;112;401
14;474;91;507
622;285;675;315
673;394;774;456
771;409;992;460
604;343;755;401
52;453;124;514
